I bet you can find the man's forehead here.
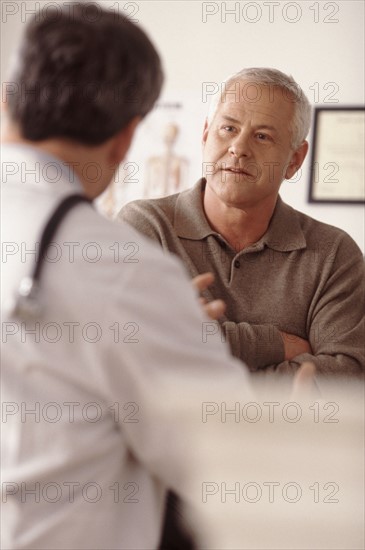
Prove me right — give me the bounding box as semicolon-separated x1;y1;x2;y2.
218;97;285;123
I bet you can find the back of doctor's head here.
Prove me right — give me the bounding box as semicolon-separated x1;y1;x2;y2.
6;2;163;145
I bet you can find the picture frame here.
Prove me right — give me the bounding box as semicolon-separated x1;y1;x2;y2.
308;107;365;204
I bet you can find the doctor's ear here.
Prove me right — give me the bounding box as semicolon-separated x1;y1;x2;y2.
285;140;309;180
109;116;141;165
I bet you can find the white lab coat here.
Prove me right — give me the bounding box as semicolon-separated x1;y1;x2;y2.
1;144;252;549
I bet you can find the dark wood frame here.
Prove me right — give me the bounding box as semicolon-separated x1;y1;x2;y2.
308;106;365;204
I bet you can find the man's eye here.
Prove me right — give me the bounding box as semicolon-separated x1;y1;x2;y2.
222;126;235;132
256;133;270;141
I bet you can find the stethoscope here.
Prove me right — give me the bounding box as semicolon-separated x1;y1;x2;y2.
11;194;92;320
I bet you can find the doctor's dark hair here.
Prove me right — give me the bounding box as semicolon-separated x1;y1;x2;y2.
6;3;164;145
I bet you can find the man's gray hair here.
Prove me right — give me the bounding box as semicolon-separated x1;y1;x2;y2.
207;67;312;149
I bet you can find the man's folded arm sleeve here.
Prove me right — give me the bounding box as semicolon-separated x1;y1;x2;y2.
221;321;285;369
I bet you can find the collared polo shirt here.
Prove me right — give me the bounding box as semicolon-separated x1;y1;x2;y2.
119;179;365;374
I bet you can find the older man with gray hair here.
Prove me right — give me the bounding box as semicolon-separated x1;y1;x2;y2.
119;67;365;375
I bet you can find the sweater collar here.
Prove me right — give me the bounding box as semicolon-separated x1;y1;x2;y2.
174;178;307;252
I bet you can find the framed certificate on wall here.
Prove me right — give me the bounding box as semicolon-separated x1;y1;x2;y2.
308;107;365;203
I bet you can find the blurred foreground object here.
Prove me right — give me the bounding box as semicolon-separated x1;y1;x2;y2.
180;376;364;549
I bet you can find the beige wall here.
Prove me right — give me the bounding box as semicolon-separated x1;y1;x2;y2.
1;1;364;250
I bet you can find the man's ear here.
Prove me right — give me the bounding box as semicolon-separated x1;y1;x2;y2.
202;118;209;146
108;116;141;165
285;140;309;180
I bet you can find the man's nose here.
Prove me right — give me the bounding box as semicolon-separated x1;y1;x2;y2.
228;133;251;158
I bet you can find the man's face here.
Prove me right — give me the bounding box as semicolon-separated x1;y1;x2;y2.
202;81;305;210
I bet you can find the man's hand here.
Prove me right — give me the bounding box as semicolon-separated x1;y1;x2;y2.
192;272;226;321
280;331;312;361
